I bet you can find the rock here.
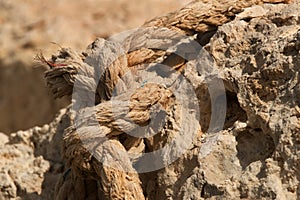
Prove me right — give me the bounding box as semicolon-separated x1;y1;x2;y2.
1;0;300;200
0;170;17;199
0;133;8;145
0;108;72;200
0;0;184;134
205;2;300;199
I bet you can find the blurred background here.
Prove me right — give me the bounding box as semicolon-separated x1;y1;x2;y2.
0;0;189;134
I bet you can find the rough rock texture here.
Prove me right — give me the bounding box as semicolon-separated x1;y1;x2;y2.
1;0;300;200
0;0;184;133
205;3;300;198
0;108;72;200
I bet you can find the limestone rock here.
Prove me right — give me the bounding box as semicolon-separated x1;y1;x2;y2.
1;0;300;200
205;2;300;199
0;0;183;133
0;108;72;200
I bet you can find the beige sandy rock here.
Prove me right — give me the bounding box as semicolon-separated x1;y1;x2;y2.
0;133;8;145
41;0;295;199
0;108;72;200
0;0;184;133
1;0;300;200
205;2;300;199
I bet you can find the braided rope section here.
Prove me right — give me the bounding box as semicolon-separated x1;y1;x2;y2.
40;0;291;199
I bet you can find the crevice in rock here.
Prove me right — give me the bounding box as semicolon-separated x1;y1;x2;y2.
223;91;247;129
200;182;224;198
271;16;298;27
236;129;275;169
256;161;268;179
198;88;247;132
139;172;158;199
196;29;217;47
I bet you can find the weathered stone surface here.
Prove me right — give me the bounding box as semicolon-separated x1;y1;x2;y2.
0;108;71;200
136;1;300;199
0;0;184;133
1;0;300;200
204;2;300;199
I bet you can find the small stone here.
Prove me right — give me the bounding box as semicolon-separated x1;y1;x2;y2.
41;125;49;133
